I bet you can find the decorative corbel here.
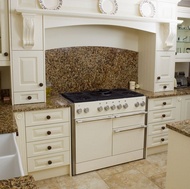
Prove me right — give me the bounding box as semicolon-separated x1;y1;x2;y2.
22;13;35;48
164;22;177;49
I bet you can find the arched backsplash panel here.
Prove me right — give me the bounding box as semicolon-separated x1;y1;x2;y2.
46;46;138;94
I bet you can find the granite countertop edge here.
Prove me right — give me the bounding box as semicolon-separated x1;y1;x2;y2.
166;120;190;138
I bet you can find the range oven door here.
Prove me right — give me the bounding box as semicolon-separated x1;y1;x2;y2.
73;116;112;175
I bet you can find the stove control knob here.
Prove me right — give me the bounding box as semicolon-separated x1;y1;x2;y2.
135;102;140;107
111;105;116;110
140;101;146;107
97;106;103;112
84;108;89;113
117;104;122;110
76;108;82;114
123;103;128;109
104;106;110;111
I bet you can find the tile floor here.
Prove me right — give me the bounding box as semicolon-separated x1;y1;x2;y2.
35;152;167;189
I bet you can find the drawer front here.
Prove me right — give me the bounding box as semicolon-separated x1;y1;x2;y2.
113;114;145;129
27;137;70;157
148;108;175;124
26;122;69;142
147;134;168;148
154;82;174;92
148;123;168;136
25;108;70;126
14;91;45;105
27;151;69;172
148;97;176;110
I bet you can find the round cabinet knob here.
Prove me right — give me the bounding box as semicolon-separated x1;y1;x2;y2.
47;131;51;135
48;160;52;165
84;108;89;113
140;101;146;107
163;102;167;105
163;86;167;89
157;76;161;80
123;103;128;109
135;102;139;107
77;109;82;114
4;52;8;56
46;115;51;120
47;146;52;150
117;104;122;110
97;106;103;112
162;114;166;118
27;96;32;100
111;105;116;110
161;126;166;130
104;106;109;111
39;83;43;87
161;138;165;142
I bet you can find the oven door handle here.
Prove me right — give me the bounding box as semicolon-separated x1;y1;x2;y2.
75;115;114;123
114;111;147;118
113;125;147;133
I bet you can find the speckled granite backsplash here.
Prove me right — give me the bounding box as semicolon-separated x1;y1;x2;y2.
46;47;138;94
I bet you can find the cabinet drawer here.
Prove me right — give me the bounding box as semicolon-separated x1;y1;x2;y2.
148;123;168;136
154;82;174;92
27;137;69;157
27;151;69;172
148;108;175;124
147;134;168;148
113;114;145;129
14;91;45;105
148;97;176;110
26;122;69;142
25;108;70;126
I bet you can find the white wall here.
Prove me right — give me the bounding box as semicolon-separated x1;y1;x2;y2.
45;25;138;51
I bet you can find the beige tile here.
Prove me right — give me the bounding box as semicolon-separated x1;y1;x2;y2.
149;172;166;189
35;178;60;189
104;169;160;189
56;172;109;189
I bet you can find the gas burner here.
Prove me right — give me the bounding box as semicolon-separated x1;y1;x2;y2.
61;88;144;103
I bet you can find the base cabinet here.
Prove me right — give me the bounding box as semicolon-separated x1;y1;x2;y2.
180;95;190;120
146;96;178;155
15;107;71;180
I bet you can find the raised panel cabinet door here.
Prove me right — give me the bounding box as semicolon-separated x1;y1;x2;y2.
12;51;44;92
155;51;175;83
181;95;190;120
0;0;9;65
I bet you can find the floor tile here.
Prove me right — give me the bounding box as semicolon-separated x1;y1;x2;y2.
149;172;166;189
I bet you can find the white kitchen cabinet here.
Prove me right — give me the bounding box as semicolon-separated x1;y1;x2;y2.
180;95;190;120
138;31;175;92
14;107;71;181
147;96;178;155
0;0;9;66
12;51;45;104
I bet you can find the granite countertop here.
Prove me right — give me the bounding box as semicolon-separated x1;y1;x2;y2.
0;175;38;189
166;120;190;138
136;87;190;98
0;94;70;135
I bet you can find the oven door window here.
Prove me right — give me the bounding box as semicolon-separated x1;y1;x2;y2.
76;119;112;163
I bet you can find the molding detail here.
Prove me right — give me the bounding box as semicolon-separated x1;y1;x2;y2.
22;13;35;48
164;23;177;48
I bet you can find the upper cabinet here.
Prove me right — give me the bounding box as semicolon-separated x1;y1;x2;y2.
176;6;190;62
0;0;9;66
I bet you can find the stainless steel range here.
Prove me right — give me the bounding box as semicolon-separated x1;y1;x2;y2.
62;89;147;176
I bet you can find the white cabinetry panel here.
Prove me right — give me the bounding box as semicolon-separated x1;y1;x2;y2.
180;95;190;120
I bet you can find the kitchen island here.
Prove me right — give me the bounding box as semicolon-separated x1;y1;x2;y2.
166;120;190;189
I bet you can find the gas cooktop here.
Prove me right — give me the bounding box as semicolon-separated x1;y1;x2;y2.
61;89;144;103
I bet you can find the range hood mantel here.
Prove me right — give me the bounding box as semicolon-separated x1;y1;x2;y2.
16;8;182;49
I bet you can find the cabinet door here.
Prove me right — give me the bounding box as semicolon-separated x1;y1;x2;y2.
181;95;190;120
0;0;9;65
12;51;44;92
155;51;175;83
